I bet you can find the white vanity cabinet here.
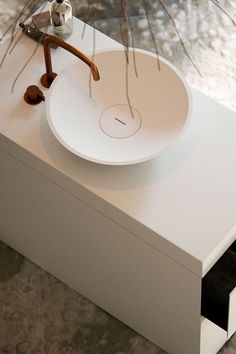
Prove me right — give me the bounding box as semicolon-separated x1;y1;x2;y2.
0;15;235;354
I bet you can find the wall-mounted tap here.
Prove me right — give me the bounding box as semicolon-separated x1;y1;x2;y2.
41;35;100;88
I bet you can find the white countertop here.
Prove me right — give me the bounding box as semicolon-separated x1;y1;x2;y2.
0;17;235;277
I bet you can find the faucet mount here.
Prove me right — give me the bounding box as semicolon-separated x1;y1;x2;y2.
41;35;100;88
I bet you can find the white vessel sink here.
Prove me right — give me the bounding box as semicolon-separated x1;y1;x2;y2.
46;48;192;165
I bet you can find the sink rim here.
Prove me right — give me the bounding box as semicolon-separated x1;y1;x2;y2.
45;47;192;166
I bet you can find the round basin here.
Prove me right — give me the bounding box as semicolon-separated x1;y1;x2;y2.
46;48;192;165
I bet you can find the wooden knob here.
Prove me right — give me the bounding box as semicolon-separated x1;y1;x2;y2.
24;85;45;105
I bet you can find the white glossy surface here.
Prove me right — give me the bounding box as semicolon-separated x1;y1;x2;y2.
46;48;191;165
200;317;227;354
0;17;235;275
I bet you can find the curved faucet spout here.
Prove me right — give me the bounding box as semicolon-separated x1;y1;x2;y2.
41;35;100;88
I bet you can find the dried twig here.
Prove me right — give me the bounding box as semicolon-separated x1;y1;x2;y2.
11;41;41;93
120;0;134;118
8;2;47;54
0;0;37;69
125;50;134;118
0;0;36;43
89;2;98;98
8;31;24;55
124;0;138;78
120;0;129;64
143;0;160;70
210;0;236;26
159;0;201;76
0;23;14;42
89;26;96;98
9;0;48;55
10;1;48;92
81;0;92;39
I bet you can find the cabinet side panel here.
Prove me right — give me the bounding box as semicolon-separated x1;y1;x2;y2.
0;148;201;354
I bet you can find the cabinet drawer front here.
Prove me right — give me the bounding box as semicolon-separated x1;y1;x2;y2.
201;241;236;337
228;287;236;338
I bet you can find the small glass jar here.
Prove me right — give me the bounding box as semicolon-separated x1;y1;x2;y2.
49;0;73;38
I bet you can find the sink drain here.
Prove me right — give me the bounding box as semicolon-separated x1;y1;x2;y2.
99;104;142;139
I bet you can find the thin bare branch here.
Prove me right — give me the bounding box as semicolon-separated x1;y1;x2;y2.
11;0;37;40
89;25;96;98
120;0;134;118
81;0;92;40
120;0;129;64
0;0;37;69
8;30;23;55
89;2;98;98
10;2;49;93
9;0;47;55
0;0;36;42
210;0;236;27
159;0;201;76
124;0;138;78
125;50;134;118
0;23;14;42
11;41;41;93
143;0;160;70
